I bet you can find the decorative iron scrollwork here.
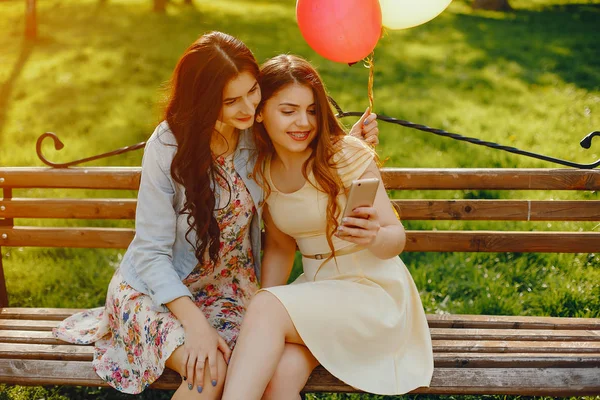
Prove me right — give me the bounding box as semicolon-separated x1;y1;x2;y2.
36;132;146;168
36;100;599;169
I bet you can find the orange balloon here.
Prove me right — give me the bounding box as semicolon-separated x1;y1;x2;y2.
296;0;382;64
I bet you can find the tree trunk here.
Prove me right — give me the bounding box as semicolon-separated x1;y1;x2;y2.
153;0;167;13
472;0;512;11
25;0;37;40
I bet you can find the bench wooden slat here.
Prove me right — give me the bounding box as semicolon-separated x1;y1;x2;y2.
0;199;136;219
2;228;598;252
2;343;599;368
0;168;141;190
432;340;600;353
4;334;599;354
1;359;598;395
427;313;600;330
306;366;600;395
3;198;598;221
3;308;600;329
0;320;59;331
405;231;600;252
2;168;599;191
6;320;600;354
0;330;63;345
430;328;600;341
393;200;600;221
0;308;86;320
0;343;92;361
382;168;600;190
0;227;135;249
433;353;600;368
2;327;597;344
2;325;597;353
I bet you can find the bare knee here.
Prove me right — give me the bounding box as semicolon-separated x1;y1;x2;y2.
262;363;306;400
247;291;278;314
245;291;285;325
262;345;317;400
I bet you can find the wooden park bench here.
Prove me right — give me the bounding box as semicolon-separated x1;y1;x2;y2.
0;166;599;396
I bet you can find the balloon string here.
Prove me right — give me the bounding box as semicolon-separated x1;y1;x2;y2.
364;51;375;111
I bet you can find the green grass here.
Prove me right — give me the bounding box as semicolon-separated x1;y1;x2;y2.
0;0;599;399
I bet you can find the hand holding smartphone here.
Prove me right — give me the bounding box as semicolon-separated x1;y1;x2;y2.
342;178;380;218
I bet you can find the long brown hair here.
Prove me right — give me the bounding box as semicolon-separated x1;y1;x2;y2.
163;31;259;266
253;55;347;259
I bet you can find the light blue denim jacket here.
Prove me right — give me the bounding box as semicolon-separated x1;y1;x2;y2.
119;121;263;311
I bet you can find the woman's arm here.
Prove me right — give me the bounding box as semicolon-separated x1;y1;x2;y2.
336;160;406;259
260;205;298;288
129;136;193;308
166;296;231;389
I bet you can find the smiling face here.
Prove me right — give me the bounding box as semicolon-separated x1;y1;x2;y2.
257;83;318;158
217;71;261;132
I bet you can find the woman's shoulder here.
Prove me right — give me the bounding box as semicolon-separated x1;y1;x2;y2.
333;135;376;186
339;134;368;149
143;121;178;170
333;134;375;164
147;121;177;148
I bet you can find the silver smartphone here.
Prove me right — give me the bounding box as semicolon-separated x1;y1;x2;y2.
342;177;380;218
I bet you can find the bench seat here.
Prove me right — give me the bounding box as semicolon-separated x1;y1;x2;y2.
1;308;599;395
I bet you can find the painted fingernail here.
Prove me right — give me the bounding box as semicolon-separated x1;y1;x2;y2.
337;226;344;231
212;379;217;387
364;118;370;125
188;383;193;390
342;217;348;223
197;386;203;393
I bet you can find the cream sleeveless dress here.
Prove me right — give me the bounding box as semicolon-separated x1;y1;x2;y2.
262;135;434;395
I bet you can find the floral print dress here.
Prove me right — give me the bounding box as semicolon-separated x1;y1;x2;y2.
53;154;259;394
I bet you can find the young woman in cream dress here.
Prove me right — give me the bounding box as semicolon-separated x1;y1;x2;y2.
222;55;434;399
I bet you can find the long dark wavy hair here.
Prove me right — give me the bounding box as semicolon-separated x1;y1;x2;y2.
163;31;259;266
253;55;347;263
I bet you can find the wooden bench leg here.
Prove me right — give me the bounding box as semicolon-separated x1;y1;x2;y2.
0;187;12;307
0;245;8;307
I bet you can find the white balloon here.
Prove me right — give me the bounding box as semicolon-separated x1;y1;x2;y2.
380;0;452;30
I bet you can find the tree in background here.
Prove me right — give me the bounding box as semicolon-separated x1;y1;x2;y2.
25;0;36;39
153;0;167;12
473;0;512;11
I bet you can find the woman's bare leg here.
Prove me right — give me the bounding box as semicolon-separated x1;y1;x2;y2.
166;344;227;400
222;291;305;400
262;343;319;400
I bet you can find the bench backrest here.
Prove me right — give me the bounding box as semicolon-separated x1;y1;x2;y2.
1;167;599;305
